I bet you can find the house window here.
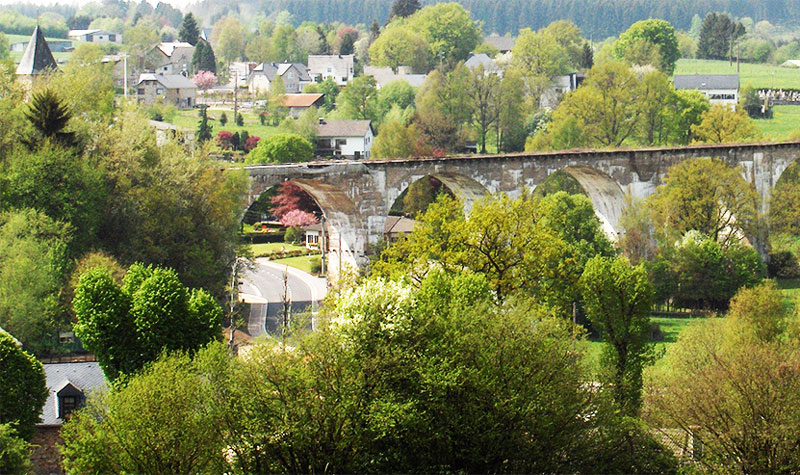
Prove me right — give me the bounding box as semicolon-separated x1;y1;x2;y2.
156;88;164;95
137;88;145;95
109;34;116;42
288;71;295;79
327;67;332;73
335;139;346;149
60;396;79;417
354;151;361;159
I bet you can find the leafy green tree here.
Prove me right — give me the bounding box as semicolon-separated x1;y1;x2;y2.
647;157;759;247
646;314;800;473
178;12;199;45
124;23;160;68
666;89;710;144
0;331;48;440
368;26;431;73
246;133;314;164
414;65;473;151
636;69;676;145
0;32;9;61
467;65;500;153
406;2;480;65
0;209;70;353
376;80;416;120
372;119;423;158
770;162;800;235
581;256;654;415
0;423;30;474
61;347;229;474
727;280;786;342
339;75;379;121
691;104;760;143
318;77;339;112
510;27;570;103
2;143;104;256
213;16;246;65
614;19;680;73
496;68;528;152
73;264;222;381
739;84;765;118
550;61;642;147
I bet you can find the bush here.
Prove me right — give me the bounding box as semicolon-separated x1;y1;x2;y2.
247;133;314;164
216;131;233;149
284;227;298;244
309;256;322;274
768;251;800;278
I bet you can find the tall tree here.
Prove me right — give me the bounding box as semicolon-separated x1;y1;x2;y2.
613;19;680;74
24;88;75;147
178;12;200;45
73;264;222;381
196;105;212;143
467;66;500;153
581;256;654;415
0;330;48;441
389;0;421;20
696;12;745;60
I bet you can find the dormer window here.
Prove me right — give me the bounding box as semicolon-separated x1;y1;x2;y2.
56;381;85;419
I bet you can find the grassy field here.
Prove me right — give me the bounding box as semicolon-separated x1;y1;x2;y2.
675;58;800;89
778;278;800;314
171;109;282;139
754;105;800;140
272;254;321;274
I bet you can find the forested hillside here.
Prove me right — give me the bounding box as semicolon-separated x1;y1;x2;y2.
190;0;800;37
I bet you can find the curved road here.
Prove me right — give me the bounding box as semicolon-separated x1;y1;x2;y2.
238;258;327;337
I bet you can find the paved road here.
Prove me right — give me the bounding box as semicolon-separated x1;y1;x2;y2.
238;258;327;337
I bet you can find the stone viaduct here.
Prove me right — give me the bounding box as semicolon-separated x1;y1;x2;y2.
245;141;800;274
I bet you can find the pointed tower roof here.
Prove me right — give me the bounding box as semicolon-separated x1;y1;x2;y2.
16;25;58;76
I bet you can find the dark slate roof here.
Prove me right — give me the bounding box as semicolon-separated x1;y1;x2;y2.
250;62;311;82
40;361;106;426
316;119;373;138
137;73;197;89
673;74;739;90
16;25;58;75
484;34;516;52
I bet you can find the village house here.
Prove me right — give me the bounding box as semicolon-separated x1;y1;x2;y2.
464;53;502;75
363;65;427;89
136;73;197;108
247;62;312;94
540;72;585;108
673;74;740;106
483;33;516;54
308;54;354;85
384;216;415;242
30;360;107;474
145;42;195;75
282;93;325;118
315;119;374;159
68;29;122;44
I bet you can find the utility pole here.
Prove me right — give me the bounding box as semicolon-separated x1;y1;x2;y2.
281;267;291;347
228;258;241;352
320;216;327;276
123;54;128;99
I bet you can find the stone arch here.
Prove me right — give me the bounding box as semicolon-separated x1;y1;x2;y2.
389;171;491;215
248;177;362;278
556;166;627;239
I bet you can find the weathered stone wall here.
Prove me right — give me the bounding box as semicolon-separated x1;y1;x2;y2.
30;427;64;475
245;141;800;268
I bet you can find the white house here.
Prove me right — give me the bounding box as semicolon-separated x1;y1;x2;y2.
315;119;374;159
308;54;354;85
540;72;584;108
68;29;122;44
673;74;739;106
464;53;501;74
247;62;312;94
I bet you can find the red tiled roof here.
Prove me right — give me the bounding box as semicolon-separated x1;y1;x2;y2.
281;93;324;108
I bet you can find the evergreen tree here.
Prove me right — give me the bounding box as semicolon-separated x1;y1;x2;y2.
697;12;745;60
580;42;594;69
369;19;381;43
235;113;244;126
191;40;217;74
219;111;227;126
24;88;75;148
389;0;420;21
197;105;212;143
179;12;200;45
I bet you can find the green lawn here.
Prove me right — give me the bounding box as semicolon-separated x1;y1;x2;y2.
272;254;322;275
675;58;800;89
249;242;306;256
778;278;800;314
754;105;800;140
171;109;282;139
586;315;698;372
